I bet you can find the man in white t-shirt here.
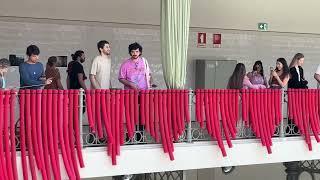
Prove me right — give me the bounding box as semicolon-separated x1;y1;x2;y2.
90;40;112;89
315;64;320;88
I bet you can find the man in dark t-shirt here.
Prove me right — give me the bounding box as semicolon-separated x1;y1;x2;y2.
66;50;87;90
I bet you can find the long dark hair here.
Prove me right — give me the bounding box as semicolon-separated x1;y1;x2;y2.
227;63;246;89
276;58;289;77
289;53;304;68
252;60;264;76
46;56;57;67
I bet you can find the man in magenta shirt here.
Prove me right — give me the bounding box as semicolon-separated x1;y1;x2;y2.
118;42;153;180
118;42;152;90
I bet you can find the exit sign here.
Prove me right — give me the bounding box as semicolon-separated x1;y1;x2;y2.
258;23;268;31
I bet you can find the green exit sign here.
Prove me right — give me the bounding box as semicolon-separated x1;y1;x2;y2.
258;23;268;31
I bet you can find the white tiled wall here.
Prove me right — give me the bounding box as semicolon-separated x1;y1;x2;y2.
0;20;319;91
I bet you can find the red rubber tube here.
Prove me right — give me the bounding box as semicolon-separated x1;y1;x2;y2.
199;90;204;128
308;90;320;142
204;90;212;136
223;90;236;138
41;89;51;180
19;90;28;180
166;90;173;139
149;90;155;138
266;90;274;138
115;90;121;155
162;91;174;160
302;90;312;150
179;90;185;135
134;90;139;125
288;89;293;120
101;90;114;144
91;90;96;133
195;90;201;123
251;90;260;138
68;90;80;179
30;90;42;171
224;90;236;138
129;90;135;131
158;91;168;153
171;90;178;141
262;90;272;153
95;89;103;138
36;89;47;180
257;90;267;147
184;90;191;123
119;90;125;145
312;90;320;132
0;90;4;180
106;90;112;157
208;90;216;139
73;90;85;167
219;90;232;148
124;90;133;139
3;90;14;180
53;90;62;179
211;90;227;156
111;90;117;165
176;90;182;134
275;90;282;125
85;90;95;132
234;90;239;125
297;90;305;135
145;90;150;133
140;90;146;126
26;89;37;179
58;90;75;180
154;90;160;142
63;90;76;179
241;89;249;126
10;90;18;180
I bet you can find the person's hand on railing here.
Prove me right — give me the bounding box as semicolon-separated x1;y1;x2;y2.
258;84;266;89
45;78;53;85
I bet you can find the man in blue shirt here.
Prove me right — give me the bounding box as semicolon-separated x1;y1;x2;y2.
19;45;52;89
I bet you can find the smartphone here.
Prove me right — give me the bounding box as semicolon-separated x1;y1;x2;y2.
270;67;274;71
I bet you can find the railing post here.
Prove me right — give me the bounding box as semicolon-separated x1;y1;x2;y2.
280;88;285;138
283;162;300;180
187;89;193;143
79;88;84;147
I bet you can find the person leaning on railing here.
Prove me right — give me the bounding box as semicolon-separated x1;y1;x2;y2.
227;63;266;89
269;58;290;89
44;56;64;90
288;53;308;89
247;60;268;88
19;45;52;89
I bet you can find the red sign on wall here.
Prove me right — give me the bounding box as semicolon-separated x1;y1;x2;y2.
213;34;222;48
197;32;206;48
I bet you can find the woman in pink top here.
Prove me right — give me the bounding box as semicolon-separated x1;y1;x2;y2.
227;63;266;89
247;60;268;87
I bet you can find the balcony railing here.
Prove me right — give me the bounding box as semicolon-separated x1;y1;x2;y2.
3;89;319;180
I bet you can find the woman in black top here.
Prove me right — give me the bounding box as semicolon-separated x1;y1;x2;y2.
288;53;308;89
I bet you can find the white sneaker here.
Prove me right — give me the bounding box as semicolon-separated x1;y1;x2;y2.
221;166;235;174
123;174;133;180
